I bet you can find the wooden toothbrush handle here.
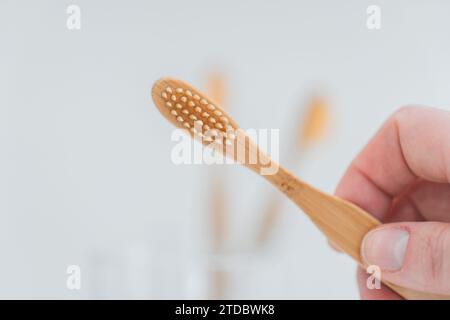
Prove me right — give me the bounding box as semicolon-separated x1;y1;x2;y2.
240;135;449;299
263;166;450;300
304;194;450;299
321;196;450;300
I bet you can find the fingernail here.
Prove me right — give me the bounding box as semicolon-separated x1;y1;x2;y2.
361;227;409;271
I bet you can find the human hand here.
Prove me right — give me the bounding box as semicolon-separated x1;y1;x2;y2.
335;106;450;299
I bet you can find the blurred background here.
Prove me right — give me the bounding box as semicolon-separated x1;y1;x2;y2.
2;0;450;299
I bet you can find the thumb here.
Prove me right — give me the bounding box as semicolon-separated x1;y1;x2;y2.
361;221;450;295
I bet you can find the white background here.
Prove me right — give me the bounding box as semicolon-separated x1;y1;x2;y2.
1;0;450;298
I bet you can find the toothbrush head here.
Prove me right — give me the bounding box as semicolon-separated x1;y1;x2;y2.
152;77;238;146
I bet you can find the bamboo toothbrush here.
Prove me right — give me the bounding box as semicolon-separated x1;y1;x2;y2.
206;71;227;254
151;77;449;300
256;94;330;247
299;95;329;147
206;71;227;299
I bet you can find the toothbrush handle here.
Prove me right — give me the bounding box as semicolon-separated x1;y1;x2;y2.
264;166;450;300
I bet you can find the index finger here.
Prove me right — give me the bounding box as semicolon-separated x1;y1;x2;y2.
335;106;450;222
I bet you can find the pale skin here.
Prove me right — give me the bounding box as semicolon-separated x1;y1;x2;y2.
335;106;450;299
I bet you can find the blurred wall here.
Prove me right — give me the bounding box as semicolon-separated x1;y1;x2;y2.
1;0;450;298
